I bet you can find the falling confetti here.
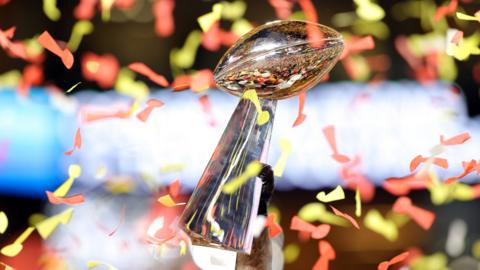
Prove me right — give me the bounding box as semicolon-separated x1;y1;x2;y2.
377;251;410;270
0;212;7;234
290;216;331;239
35;208;74;239
198;95;217;126
64;128;82;155
392;196;435;230
292;92;307;127
409;155;448;172
136;98;165;122
128;62;169;87
273;138;293;177
37;31;74;69
316;186;345;203
53;164;82;197
322;125;350;163
46;191;85;205
67;20;93;52
364;209;398;241
439;132;471;145
434;0;458;21
242;89;270;125
0;227;35;257
329;206;360;229
266;213;283;238
456;11;480;22
66;81;82;93
222;160;262;194
313;240;336;270
153;0;175;37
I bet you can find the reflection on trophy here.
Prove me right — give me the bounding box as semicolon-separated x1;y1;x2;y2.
179;20;344;254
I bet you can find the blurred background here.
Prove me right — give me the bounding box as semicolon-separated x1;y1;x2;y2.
0;0;480;269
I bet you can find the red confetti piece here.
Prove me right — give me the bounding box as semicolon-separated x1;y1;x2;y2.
46;191;85;205
434;0;458;22
268;0;294;19
191;69;215;92
128;62;169;87
265;213;283;238
136;98;165;122
38;31;74;69
74;0;97;20
297;0;324;48
440;132;471;146
293;92;307;127
341;36;375;59
378;251;410;270
329;206;360;229
322;125;350;163
409;155;448;172
171;74;192;91
153;0;175;37
383;172;430;196
313;240;336;270
169;179;181;197
451;30;463;45
0;27;27;60
392;196;435;230
79;103;132;123
198;95;217;127
445;159;479;184
81;52;120;89
64;128;82;155
340;156;375;202
18;64;44;97
290;216;331;239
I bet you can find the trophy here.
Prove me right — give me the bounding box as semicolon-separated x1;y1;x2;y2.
179;20;344;254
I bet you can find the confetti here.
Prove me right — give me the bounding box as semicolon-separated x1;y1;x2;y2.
313;240;336;270
434;0;458;22
383;172;429;196
0;262;13;270
136;98;165;122
197;3;223;32
198;95;217;126
35;208;74;240
341;35;375;59
283;243;300;264
242;89;270;125
128;62;169;87
355;189;361;217
53;164;82;197
74;0;97;20
0;227;35;257
0;212;7;234
316;186;345;203
170;30;202;70
297;0;324;48
46;191;85;205
67;20;93;52
190;69;215;92
340;156;375;202
456;11;480;22
439;132;471;146
409;155;448;172
329;206;360;229
82;52;120;89
37;31;74;69
220;0;246;20
153;0;175;37
322;125;350;163
392;196;435;230
66;82;82;93
298;203;348;227
158;194;176;207
290;216;331;239
268;0;294;19
266;213;283;238
18;64;43;96
378;251;410;270
64;128;81;155
107;205;125;236
292;92;307;127
222;160;262;194
354;0;385;22
115;68;149;100
169;179;181;197
87;261;118;270
273;138;293;177
444;159;479;184
43;0;61;21
450;30;463;45
364;209;398;241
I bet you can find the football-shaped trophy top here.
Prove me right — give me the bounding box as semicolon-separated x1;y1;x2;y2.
214;20;344;100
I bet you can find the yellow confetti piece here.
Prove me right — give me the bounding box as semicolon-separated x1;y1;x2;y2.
68;20;94;52
170;31;203;70
472;239;480;258
283;243;300;264
222;161;262;194
28;213;47;226
0;212;7;234
43;0;61;21
364;209;398;241
104;178;136;194
410;252;448;270
53;164;81;197
95;165;107;179
0;70;21;87
355;189;361;217
66;82;81;93
298;202;348;227
35;208;74;240
160;163;186;173
197;3;223;32
386;211;410;228
231;18;253;37
220;0;246;21
242;89;270;125
158;194;177;207
179;240;187;256
354;0;385;22
273;138;292;177
1;227;35;257
87;261;118;270
456;12;480;22
316;185;345;203
100;0;115;22
115;68;149;101
450;32;480;61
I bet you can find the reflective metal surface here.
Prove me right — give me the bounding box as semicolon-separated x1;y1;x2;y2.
180;98;276;253
214;20;344;100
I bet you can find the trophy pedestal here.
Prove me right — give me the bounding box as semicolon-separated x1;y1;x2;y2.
180;97;277;254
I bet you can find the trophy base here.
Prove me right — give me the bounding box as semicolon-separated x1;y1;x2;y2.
184;228;249;254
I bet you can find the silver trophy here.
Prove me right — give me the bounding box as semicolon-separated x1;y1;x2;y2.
179;20;344;254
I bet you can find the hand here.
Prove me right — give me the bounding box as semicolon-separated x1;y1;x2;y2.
257;163;275;216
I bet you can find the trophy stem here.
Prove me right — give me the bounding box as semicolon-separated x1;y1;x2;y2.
179;97;277;254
